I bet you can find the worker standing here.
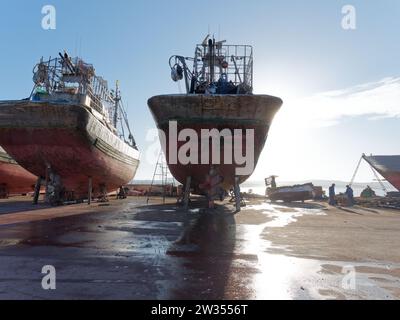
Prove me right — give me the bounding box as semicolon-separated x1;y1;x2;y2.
345;185;355;207
328;183;336;206
117;186;127;199
271;176;277;189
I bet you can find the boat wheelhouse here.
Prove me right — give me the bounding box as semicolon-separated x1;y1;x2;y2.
0;52;140;203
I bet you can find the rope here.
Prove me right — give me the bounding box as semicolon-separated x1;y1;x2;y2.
370;165;388;194
177;80;182;94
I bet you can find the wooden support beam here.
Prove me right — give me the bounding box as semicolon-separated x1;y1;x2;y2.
88;177;92;205
44;165;50;204
33;177;42;205
183;176;191;210
234;176;241;213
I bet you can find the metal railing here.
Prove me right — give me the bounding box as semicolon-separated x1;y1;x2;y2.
170;40;254;94
193;43;253;89
31;55;115;119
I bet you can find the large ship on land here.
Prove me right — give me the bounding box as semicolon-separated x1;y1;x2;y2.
0;147;37;198
148;36;282;207
363;155;400;192
0;52;140;202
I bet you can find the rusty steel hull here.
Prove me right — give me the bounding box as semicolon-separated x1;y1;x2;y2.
148;94;282;192
0;101;140;199
0;148;37;196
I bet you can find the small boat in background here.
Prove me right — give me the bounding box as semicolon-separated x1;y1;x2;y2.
265;176;315;203
267;184;315;203
0;52;140;203
0;147;37;198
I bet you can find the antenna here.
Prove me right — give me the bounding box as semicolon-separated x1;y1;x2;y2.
79;36;82;58
201;34;210;46
113;80;120;128
74;36;77;57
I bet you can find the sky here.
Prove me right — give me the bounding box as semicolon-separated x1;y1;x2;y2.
1;0;400;184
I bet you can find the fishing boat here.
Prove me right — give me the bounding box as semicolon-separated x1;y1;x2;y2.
0;147;37;198
148;36;282;208
363;155;400;192
0;52;140;203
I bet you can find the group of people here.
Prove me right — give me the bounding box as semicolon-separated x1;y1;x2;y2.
328;183;354;207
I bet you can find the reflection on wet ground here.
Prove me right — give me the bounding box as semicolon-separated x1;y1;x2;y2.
0;199;50;215
237;202;324;299
247;201;400;299
0;197;399;299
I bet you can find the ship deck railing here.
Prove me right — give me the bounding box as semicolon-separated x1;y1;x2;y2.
194;44;253;88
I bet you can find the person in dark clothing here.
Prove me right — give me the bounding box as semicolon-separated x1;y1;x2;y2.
117;186;127;199
271;176;277;189
329;183;336;206
345;185;354;207
361;185;376;198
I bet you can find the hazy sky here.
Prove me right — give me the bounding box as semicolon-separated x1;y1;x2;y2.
1;0;399;183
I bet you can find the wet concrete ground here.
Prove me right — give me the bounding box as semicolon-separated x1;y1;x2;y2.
0;196;399;300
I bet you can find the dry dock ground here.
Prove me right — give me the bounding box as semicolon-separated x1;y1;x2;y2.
0;196;399;300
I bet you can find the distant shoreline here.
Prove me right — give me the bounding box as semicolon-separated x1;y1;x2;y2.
131;179;397;197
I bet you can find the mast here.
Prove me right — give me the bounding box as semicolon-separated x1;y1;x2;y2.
113;81;120;128
208;38;215;83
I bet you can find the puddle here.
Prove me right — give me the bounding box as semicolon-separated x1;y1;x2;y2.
0;239;21;247
247;203;325;228
239;202;400;299
236;203;325;299
106;220;183;231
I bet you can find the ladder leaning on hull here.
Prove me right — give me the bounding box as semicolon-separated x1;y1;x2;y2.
146;151;175;205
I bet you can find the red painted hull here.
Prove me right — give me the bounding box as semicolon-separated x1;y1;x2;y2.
0;101;140;199
383;173;400;191
161;123;268;191
148;94;282;192
364;155;400;191
0;154;37;196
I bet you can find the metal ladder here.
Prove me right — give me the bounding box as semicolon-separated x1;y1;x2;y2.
146;151;174;204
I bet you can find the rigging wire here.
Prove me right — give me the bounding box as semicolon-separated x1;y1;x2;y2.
177;80;182;94
350;155;388;195
119;98;137;149
369;165;388;195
